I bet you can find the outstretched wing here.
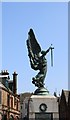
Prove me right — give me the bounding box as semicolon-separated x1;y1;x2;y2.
28;29;41;54
26;29;41;70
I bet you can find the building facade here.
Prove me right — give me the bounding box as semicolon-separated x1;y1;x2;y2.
59;89;70;120
0;70;20;120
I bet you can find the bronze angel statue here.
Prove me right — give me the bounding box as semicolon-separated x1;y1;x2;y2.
26;29;54;88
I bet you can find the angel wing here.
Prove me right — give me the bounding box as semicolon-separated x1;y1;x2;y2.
26;29;41;70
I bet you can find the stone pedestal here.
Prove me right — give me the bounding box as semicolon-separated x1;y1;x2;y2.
34;87;49;95
28;94;59;120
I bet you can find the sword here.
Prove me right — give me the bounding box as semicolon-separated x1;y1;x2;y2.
50;44;54;67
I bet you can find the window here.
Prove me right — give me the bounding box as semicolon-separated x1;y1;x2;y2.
5;79;8;88
21;113;22;118
14;97;17;105
16;100;18;111
7;94;10;106
9;115;14;120
11;97;13;109
21;105;22;109
25;103;28;109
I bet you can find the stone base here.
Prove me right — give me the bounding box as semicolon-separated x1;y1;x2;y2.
34;87;49;95
29;94;59;120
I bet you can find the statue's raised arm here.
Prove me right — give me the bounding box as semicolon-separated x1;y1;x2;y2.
26;29;54;88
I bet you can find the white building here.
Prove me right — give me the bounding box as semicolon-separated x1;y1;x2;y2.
20;92;32;119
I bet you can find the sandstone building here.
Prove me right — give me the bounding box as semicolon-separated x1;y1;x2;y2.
0;70;20;120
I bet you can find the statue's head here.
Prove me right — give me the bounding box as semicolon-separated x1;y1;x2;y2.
35;51;46;58
41;50;46;55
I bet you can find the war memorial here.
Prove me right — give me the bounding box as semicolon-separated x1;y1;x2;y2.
26;29;59;120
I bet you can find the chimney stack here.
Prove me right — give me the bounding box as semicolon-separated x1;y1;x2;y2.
1;70;9;75
13;71;18;94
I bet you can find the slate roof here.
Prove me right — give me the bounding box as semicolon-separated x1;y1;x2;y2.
60;90;70;104
63;90;70;103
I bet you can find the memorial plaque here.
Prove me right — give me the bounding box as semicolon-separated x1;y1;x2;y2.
35;113;53;120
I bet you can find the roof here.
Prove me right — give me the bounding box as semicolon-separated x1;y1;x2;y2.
20;92;32;99
0;82;14;95
0;82;7;89
63;90;70;103
59;90;70;104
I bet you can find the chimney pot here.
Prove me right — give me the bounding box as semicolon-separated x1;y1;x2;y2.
13;71;18;94
1;70;9;75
